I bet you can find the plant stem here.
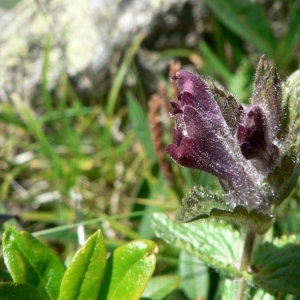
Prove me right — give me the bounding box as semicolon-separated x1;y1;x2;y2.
236;230;256;300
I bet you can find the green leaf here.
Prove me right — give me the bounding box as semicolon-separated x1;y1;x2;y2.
0;283;50;300
59;230;107;300
2;228;66;300
142;275;182;299
151;212;242;276
179;251;209;299
175;186;273;234
252;241;300;295
99;239;158;300
203;0;276;55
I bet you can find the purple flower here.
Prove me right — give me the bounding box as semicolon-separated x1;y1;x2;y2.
236;105;279;172
165;71;244;183
164;56;292;221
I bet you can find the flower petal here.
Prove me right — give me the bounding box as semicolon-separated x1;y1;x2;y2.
174;70;224;123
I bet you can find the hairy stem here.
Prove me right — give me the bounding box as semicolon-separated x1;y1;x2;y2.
236;231;256;300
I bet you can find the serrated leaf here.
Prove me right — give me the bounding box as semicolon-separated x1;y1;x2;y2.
59;230;106;300
179;251;209;299
252;242;300;295
2;228;66;300
99;239;158;300
209;206;273;235
176;186;273;234
175;186;229;222
152;212;242;276
0;283;50;300
142;275;182;299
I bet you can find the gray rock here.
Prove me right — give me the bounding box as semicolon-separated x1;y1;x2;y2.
0;0;208;103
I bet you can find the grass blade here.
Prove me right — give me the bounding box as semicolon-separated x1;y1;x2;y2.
204;0;276;55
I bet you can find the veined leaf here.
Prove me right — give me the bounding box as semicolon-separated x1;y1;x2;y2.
252;241;300;295
152;212;242;276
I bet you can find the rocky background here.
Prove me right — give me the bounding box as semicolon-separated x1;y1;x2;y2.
0;0;211;103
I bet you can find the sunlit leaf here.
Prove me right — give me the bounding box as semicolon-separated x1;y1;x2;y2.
2;228;66;300
99;239;158;299
59;230;107;300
